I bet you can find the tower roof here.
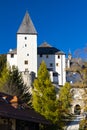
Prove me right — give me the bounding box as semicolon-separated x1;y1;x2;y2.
17;11;37;34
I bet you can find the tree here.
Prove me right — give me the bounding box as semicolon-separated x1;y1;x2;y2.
68;48;87;113
0;65;9;89
0;66;31;103
0;54;6;76
32;61;60;124
79;118;87;130
59;82;72;115
69;45;87;88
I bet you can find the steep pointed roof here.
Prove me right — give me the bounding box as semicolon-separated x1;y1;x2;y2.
17;11;37;34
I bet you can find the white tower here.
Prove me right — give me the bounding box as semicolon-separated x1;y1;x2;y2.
17;12;37;77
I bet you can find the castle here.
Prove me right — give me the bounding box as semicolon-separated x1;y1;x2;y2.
7;11;86;114
7;11;66;87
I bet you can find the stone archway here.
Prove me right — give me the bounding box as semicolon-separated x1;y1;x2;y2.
74;104;81;115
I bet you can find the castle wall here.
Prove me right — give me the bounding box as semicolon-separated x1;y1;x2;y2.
71;88;86;114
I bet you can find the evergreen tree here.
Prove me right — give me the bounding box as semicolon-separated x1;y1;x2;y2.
32;61;60;124
0;65;9;89
0;66;31;103
0;54;6;76
59;82;72;114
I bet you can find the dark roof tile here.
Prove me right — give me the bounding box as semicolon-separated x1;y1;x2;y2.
38;42;65;55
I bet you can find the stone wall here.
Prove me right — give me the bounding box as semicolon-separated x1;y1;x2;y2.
71;88;86;114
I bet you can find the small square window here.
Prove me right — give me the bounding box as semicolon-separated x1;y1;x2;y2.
24;60;28;64
46;55;48;58
40;54;43;57
11;54;14;58
27;54;29;56
25;44;27;47
56;63;59;66
58;55;60;59
50;63;53;67
25;37;27;40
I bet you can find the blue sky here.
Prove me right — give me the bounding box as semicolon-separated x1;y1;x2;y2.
0;0;87;57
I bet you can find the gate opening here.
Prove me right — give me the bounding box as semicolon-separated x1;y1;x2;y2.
74;104;81;115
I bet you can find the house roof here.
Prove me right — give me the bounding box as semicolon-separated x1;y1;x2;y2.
38;42;65;55
17;11;37;34
8;49;17;54
0;92;50;124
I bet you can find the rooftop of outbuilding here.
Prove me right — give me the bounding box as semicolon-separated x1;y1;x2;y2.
0;92;50;124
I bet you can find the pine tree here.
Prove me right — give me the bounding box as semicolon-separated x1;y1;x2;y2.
0;65;9;89
0;66;31;103
0;54;6;76
32;61;59;124
59;82;72;114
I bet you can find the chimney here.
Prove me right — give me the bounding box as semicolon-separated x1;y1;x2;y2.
10;96;18;108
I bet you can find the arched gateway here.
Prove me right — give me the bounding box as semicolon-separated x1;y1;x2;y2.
71;88;85;114
74;104;81;115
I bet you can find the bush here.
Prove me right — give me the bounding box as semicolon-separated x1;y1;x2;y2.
79;119;87;130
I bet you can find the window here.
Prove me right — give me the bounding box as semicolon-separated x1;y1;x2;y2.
58;55;60;59
56;63;59;66
50;63;53;67
11;54;14;58
46;55;48;58
53;72;58;77
27;54;29;56
25;44;27;47
25;37;27;40
24;60;28;64
40;54;43;57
